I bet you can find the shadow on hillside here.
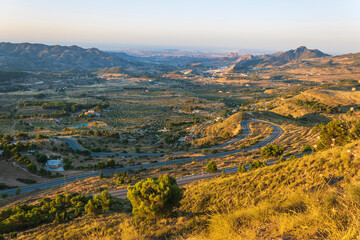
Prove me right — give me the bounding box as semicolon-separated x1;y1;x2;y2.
249;111;331;127
297;113;332;126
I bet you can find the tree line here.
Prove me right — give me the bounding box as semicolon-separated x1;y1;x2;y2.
0;190;116;235
292;99;340;114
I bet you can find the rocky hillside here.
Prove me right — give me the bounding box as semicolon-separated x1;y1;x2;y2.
0;42;154;73
229;46;330;72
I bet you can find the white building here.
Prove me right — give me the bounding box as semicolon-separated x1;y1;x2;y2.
45;160;63;171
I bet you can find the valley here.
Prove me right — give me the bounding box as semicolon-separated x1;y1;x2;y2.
1;43;360;239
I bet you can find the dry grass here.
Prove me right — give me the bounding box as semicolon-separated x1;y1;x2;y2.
191;112;243;147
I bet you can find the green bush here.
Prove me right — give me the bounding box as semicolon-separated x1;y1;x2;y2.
205;160;218;173
1;193;9;199
16;178;36;184
249;160;267;169
261;144;284;159
238;164;247;173
127;174;183;219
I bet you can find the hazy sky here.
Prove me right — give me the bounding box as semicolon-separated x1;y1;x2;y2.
1;0;360;54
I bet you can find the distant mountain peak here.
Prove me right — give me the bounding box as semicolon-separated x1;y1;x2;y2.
229;46;330;72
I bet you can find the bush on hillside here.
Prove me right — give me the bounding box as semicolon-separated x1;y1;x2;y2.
261;144;284;159
127;174;183;219
205;160;218;173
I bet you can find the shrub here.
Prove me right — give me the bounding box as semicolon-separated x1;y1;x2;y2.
206;160;217;173
238;164;247;173
127;174;183;219
1;193;8;199
302;144;312;153
16;178;36;184
261;144;284;159
249;160;267;169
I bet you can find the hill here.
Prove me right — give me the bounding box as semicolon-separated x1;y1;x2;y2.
229;46;330;72
8;137;360;239
271;88;360;119
0;42;150;72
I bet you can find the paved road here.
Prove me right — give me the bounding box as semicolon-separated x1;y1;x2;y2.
0;120;283;197
109;150;308;199
58;137;84;151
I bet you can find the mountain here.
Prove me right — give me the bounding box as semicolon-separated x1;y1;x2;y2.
223;52;239;59
229;46;330;72
0;42;161;73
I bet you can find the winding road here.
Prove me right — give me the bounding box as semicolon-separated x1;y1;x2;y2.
0;120;283;198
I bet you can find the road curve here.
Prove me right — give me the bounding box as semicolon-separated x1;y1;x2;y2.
0;120;283;197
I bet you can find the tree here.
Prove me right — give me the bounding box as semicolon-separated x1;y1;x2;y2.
249;159;267;169
26;163;37;173
238;164;247;173
205;160;217;173
97;161;105;169
93;190;112;211
107;158;115;168
127;174;183;219
99;170;103;179
116;177;124;185
1;193;8;199
319;120;349;147
15;188;21;195
84;199;102;216
261;144;284;159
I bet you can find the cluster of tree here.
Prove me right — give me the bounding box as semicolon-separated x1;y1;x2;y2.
261;144;284;159
293;99;340;114
0;142;53;176
84;130;119;138
14;132;30;140
0;142;37;172
248;159;267;169
0;190;113;235
315;120;360;149
116;171;131;185
35;153;48;164
18;101;109;112
1;133;47;143
127;175;183;219
164;133;180;144
63;158;73;170
17;101;109;118
16;178;36;184
95;159;116;169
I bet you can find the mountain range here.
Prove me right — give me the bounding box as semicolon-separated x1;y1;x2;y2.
0;42;173;74
228;46;330;72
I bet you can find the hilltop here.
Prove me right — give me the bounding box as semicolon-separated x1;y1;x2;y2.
229;46;330;72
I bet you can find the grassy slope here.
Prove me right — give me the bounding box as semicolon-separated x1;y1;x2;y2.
191;112;243;147
12;139;360;240
272;89;360;118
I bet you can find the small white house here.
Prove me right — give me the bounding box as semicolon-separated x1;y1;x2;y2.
45;160;63;170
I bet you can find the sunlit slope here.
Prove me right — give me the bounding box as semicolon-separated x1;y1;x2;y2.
191;112;243;147
271;89;360;118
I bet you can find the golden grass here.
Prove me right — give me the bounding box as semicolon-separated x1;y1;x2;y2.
8;138;360;240
191;112;243;147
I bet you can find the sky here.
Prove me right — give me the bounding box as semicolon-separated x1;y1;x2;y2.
1;0;360;54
